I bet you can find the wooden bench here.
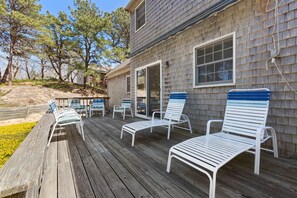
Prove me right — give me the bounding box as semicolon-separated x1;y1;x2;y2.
0;114;53;198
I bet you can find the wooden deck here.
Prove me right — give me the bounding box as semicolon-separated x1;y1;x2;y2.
40;116;297;198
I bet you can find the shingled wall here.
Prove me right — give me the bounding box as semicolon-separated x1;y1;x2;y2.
129;0;297;157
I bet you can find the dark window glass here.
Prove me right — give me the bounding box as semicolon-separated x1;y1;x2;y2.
136;1;146;30
127;76;131;93
195;36;234;86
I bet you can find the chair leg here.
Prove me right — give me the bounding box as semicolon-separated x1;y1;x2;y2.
80;121;85;141
167;124;171;139
103;109;105;117
130;108;134;118
123;110;126;120
150;126;153;133
132;133;135;147
120;127;124;139
188;119;193;134
113;110;115;119
270;128;279;158
47;122;58;147
254;144;261;175
210;172;217;198
166;149;173;173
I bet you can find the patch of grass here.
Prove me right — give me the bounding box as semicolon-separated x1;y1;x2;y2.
0;122;36;168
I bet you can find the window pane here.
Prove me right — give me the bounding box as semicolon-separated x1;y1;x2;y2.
198;75;206;83
206;64;214;73
197;49;204;56
127;76;130;92
215;72;224;81
205;54;213;63
224;60;233;70
223;48;233;59
224;39;233;49
207;73;214;82
214;51;222;61
197;56;204;65
136;1;145;30
198;66;206;75
215;62;224;72
214;43;222;51
205;46;213;54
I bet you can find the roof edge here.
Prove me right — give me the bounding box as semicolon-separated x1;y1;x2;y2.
125;0;142;12
106;59;130;79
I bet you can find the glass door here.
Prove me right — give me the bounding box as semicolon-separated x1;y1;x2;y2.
136;63;161;117
136;69;147;116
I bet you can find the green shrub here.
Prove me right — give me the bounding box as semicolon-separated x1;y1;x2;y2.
0;122;36;168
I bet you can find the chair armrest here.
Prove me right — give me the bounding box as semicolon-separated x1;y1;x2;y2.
206;120;223;135
152;111;165;120
256;126;275;141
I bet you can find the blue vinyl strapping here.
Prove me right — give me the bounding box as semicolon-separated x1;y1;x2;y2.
228;91;271;101
170;92;187;100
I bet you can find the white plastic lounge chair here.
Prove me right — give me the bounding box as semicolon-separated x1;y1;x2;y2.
166;89;278;198
89;99;105;117
121;92;192;146
47;100;85;147
113;98;133;119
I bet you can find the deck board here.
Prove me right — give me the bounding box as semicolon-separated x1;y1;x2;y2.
40;116;297;198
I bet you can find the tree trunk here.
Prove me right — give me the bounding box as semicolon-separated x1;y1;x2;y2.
40;59;46;79
1;67;9;83
25;59;31;79
7;42;14;86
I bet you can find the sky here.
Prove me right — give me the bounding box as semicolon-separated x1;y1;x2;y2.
40;0;130;15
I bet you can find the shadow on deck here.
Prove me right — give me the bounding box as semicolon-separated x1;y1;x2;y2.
40;116;297;198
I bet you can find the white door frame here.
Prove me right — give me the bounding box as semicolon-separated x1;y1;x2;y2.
134;60;163;119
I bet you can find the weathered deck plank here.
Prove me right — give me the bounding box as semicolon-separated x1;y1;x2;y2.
41;116;297;198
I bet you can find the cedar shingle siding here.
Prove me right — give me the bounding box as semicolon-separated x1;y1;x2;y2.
128;0;297;157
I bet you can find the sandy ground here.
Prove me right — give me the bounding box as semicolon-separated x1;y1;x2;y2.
0;113;44;126
0;85;82;107
0;85;101;126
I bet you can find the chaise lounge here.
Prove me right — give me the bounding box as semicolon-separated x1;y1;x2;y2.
121;92;192;146
166;88;278;198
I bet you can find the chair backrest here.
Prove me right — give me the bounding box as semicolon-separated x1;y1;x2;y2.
70;99;81;109
121;99;132;108
48;100;60;121
92;99;104;108
164;92;187;122
222;88;271;140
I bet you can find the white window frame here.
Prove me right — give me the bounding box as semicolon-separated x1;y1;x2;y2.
126;75;131;94
134;60;163;119
135;0;146;32
193;32;236;88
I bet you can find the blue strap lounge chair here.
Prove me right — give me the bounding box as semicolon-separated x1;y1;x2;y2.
89;99;105;117
69;99;88;117
47;100;84;147
166;89;278;198
121;92;192;146
113;99;133;119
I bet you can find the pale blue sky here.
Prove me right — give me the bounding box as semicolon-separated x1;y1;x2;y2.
40;0;130;15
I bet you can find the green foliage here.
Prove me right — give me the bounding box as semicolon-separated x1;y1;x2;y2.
70;0;107;87
0;122;36;168
104;7;130;64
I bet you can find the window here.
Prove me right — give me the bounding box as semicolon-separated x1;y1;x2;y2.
193;33;235;87
126;75;131;93
135;1;145;31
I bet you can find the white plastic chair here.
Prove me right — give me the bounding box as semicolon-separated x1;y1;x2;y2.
47;100;84;147
89;99;105;117
121;92;192;146
69;98;88;117
166;89;278;198
113;99;133;119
